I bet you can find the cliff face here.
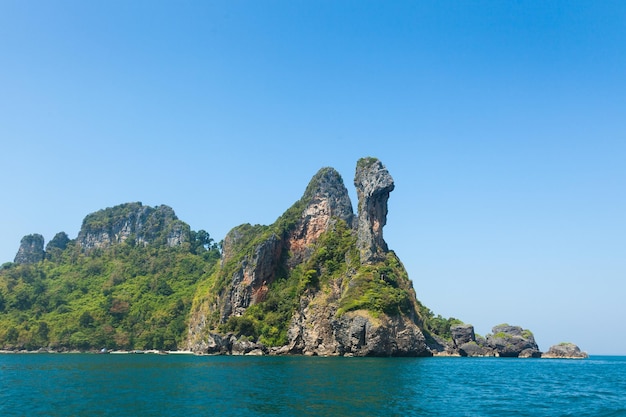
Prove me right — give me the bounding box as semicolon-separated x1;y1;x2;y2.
288;167;354;266
76;202;188;251
14;234;45;264
354;158;395;264
186;158;430;356
219;231;282;322
213;168;354;327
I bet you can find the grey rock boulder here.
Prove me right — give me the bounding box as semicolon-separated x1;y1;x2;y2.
451;324;475;347
450;324;495;356
459;341;495;357
542;343;588;359
486;324;540;357
231;336;267;356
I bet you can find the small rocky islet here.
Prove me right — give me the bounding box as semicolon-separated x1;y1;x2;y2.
3;157;586;358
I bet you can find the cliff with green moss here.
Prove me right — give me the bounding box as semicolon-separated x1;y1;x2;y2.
185;158;431;356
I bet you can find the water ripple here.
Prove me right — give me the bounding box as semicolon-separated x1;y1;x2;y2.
1;355;625;416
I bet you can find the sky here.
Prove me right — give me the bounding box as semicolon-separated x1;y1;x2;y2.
1;0;625;355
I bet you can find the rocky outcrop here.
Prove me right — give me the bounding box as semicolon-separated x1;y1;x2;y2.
287;167;354;266
459;341;492;357
451;324;475;346
44;232;72;262
542;343;588;359
77;202;188;251
192;332;268;356
285;287;429;357
449;324;495;357
216;168;353;324
486;324;541;357
186;168;356;351
186;159;431;357
14;234;45;264
45;232;70;252
354;158;394;264
219;232;282;321
334;313;427;357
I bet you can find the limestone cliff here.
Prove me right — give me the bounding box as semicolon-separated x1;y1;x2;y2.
288;167;354;266
186;158;430;356
354;157;395;264
76;202;188;251
14;234;45;264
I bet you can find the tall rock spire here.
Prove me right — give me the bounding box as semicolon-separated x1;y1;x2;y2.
354;157;395;264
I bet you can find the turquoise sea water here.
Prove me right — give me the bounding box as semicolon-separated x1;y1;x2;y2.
1;354;625;416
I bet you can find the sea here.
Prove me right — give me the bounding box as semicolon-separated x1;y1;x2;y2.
1;354;624;417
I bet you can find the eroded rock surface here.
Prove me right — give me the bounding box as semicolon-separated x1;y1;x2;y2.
219;233;282;321
287;167;354;265
449;324;495;357
486;324;541;357
354;158;394;264
77;202;187;251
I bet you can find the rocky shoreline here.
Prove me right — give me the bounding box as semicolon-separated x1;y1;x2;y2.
427;323;588;359
3;323;588;358
1;341;588;359
180;323;588;359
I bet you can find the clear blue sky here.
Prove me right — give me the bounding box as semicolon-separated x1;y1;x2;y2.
1;1;624;354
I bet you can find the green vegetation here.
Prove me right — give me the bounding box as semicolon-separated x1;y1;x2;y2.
197;170;345;343
416;303;463;340
0;232;220;351
211;214;432;346
215;218;356;346
356;156;379;171
337;251;413;317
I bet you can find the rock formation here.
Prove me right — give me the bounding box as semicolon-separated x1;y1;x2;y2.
76;202;188;251
186;159;431;356
447;324;495;356
288;167;354;266
286;307;428;357
451;323;475;346
45;232;70;252
486;324;541;358
219;231;282;321
215;167;354;325
354;158;395;264
14;234;45;264
542;342;588;359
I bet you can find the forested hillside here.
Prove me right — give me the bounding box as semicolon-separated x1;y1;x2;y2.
0;203;220;351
